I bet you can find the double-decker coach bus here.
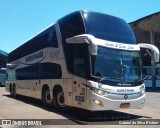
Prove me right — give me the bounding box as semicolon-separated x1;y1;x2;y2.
5;10;159;111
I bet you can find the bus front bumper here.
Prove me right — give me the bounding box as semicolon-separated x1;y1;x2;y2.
86;90;146;111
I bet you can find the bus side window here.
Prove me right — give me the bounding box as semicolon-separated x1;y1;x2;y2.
41;63;62;79
48;27;58;48
74;58;85;77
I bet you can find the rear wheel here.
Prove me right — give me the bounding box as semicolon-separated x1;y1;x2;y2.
10;85;13;95
42;89;53;106
54;88;67;110
11;85;17;98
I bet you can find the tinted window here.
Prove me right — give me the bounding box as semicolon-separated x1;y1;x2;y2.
62;43;90;78
16;64;39;80
41;63;62;79
8;26;58;62
59;12;87;77
59;12;85;41
16;63;62;80
82;11;136;44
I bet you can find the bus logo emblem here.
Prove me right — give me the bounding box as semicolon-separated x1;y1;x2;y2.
124;95;128;100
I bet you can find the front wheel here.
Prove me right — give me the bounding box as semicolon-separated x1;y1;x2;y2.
54;89;67;110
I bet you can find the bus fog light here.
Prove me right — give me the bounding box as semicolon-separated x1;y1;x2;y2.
139;90;145;95
92;99;104;107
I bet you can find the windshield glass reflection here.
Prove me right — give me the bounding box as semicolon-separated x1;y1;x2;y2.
91;46;142;83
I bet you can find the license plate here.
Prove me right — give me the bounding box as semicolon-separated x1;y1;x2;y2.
120;103;130;108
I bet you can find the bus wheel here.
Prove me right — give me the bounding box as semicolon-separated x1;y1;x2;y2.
54;88;67;110
42;89;53;106
10;85;13;95
12;85;17;98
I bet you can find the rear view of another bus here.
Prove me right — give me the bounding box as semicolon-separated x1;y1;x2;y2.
0;68;6;86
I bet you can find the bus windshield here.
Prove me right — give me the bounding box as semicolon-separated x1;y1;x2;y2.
91;46;142;83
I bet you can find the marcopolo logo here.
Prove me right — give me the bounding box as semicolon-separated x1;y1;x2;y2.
26;51;43;63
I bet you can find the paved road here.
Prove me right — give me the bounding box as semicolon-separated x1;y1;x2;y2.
0;86;160;128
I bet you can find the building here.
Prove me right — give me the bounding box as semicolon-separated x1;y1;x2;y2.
0;50;8;68
130;12;160;88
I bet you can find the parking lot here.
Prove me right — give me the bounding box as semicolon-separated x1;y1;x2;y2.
0;86;160;128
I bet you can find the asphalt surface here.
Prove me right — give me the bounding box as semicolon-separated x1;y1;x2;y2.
0;86;160;128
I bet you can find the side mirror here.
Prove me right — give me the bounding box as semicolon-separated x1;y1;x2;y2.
139;43;159;62
66;34;97;55
66;35;89;44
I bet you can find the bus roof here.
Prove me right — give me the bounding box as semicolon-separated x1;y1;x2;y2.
59;10;136;44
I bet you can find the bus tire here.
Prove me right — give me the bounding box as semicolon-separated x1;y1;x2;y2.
54;88;67;110
42;88;53;107
12;84;17;98
10;84;13;96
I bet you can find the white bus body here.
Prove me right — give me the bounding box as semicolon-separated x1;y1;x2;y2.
5;10;159;111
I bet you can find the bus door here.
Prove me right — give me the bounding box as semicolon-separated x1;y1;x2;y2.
72;57;87;109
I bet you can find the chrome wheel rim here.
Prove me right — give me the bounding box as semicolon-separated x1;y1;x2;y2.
57;91;65;107
45;90;52;104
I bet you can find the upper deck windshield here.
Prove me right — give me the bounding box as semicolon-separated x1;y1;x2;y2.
91;46;142;84
82;11;136;44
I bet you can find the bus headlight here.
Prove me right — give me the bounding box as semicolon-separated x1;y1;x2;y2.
87;86;109;96
95;89;105;95
93;88;105;95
